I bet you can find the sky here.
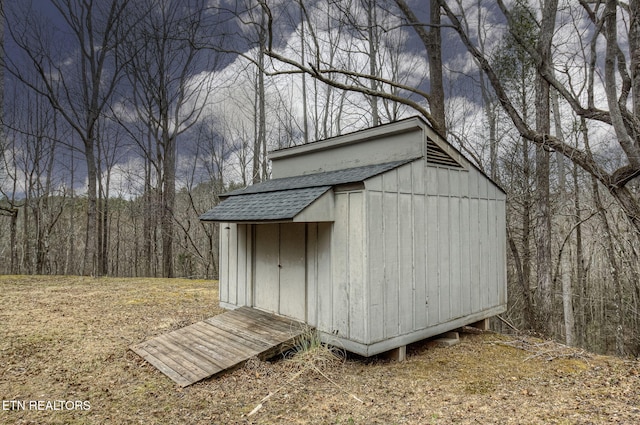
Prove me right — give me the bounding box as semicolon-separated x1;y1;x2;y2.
1;0;630;200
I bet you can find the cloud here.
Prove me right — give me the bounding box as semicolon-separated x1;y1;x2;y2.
103;157;146;199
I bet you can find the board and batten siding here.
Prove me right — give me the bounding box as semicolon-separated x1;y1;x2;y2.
323;190;367;342
306;222;332;330
365;161;506;344
219;223;253;309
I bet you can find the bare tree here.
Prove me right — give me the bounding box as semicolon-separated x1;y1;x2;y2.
0;88;20;274
440;0;640;353
441;0;640;235
117;0;216;277
240;0;446;134
4;0;133;276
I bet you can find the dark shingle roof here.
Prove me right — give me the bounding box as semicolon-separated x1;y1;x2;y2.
199;186;331;222
199;158;418;222
221;159;416;197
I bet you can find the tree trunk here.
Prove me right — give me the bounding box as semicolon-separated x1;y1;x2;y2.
573;163;586;347
101;185;110;277
253;21;267;184
83;142;98;277
534;0;557;335
522;136;533;330
96;152;103;276
367;0;379;126
610;186;640;235
9;208;18;274
23;172;31;274
300;9;309;144
551;86;574;345
65;154;76;275
508;227;534;327
560;241;575;346
592;177;626;356
162;134;176;279
395;0;446;134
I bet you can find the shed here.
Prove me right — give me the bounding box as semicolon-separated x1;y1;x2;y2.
200;116;507;357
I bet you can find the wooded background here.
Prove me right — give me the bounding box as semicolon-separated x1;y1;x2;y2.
1;0;639;357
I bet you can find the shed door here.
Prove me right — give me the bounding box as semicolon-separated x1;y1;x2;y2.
253;223;307;322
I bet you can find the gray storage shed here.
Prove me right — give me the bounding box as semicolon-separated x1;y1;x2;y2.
200;116;507;357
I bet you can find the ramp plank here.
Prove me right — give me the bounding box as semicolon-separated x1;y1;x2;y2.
131;307;305;387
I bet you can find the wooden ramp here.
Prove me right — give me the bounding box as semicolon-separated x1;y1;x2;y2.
130;307;306;387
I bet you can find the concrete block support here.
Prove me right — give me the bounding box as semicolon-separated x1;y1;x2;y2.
383;345;407;362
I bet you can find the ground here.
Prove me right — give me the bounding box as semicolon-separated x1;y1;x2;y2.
0;276;638;425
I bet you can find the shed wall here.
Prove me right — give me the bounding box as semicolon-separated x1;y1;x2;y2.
365;161;506;344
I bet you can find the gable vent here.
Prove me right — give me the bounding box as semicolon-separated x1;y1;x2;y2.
426;139;463;168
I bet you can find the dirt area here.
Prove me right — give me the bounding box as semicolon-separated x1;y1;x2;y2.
1;275;638;424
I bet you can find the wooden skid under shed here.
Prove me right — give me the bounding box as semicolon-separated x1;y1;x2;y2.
130;307;305;387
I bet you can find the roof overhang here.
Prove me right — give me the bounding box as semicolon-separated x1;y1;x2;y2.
199;186;334;223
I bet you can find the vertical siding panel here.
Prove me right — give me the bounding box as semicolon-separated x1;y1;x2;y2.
413;195;427;329
438;196;451;321
478;173;488;199
254;224;280;313
228;223;238;306
348;192;366;342
469;199;481;313
478;200;489;310
459;198;471;317
279;223;307;321
219;223;230;305
383;168;398;192
426;167;438;195
368;191;385;343
383;191;399;338
236;224;247;306
367;175;383;191
398;164;413;193
438;168;450;195
449;168;460;197
458;172;471;317
426;196;440;325
459;169;469;198
317;222;333;333
449;196;462;319
412;162;425;194
468;169;479;198
306;224;318;327
497;199;507;305
332;193;350;336
486;201;496;308
399;193;414;334
245;224;254;307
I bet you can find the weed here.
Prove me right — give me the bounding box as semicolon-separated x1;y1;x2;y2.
285;326;345;371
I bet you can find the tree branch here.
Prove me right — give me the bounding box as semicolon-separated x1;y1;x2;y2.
440;1;614;187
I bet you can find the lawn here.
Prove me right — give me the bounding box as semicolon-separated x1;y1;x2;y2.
1;275;638;424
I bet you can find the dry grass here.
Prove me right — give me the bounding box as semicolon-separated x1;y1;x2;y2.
1;275;639;424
